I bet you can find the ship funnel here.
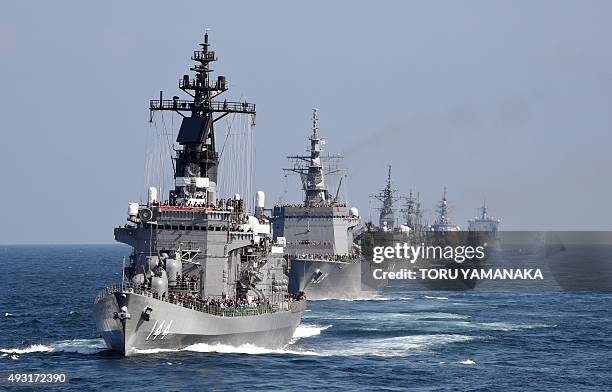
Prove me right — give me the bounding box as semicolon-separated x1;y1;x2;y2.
256;191;265;209
148;187;158;205
128;202;139;217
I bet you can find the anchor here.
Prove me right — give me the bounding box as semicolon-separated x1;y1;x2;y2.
113;306;132;320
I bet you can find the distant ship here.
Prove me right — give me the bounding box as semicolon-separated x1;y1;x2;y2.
365;165;424;234
375;166;400;231
93;32;305;355
359;166;423;286
429;187;460;232
418;188;480;290
468;201;500;233
271;110;364;299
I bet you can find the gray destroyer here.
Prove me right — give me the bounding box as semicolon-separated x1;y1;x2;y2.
93;32;305;356
271;110;365;299
418;188;482;290
360;167;423;285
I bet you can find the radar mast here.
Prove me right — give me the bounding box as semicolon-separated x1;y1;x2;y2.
148;31;256;206
284;109;345;207
371;165;400;229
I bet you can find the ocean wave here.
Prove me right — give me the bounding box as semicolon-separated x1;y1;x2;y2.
135;333;474;358
0;344;52;354
320;334;477;357
0;329;477;360
184;343;319;356
412;312;471;320
468;322;556;332
0;339;106;356
133;343;320;357
318;312;469;322
425;296;449;300
133;324;331;356
292;324;332;339
459;359;477;365
309;295;413;302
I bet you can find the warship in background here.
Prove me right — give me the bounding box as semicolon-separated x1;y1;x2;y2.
271;110;364;299
401;190;425;238
93;32;305;356
366;166;424;235
374;166;401;232
429;187;461;232
357;165;422;289
467;201;501;248
417;188;481;290
468;201;500;233
359;167;423;286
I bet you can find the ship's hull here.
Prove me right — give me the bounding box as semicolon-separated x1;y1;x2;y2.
93;291;305;356
287;259;364;300
359;230;412;291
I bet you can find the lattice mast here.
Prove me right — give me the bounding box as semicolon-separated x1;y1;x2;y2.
148;31;256;205
284;109;344;206
435;187;451;225
401;190;423;229
370;165;400;228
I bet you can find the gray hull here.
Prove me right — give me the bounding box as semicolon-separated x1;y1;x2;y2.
94;291;305;356
288;259;364;300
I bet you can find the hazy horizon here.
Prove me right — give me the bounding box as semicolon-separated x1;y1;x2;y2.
2;1;612;244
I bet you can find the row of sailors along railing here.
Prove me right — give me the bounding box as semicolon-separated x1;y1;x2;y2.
94;282;303;317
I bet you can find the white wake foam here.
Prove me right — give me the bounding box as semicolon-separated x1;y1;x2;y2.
292;324;332;339
310;295;413;302
0;339;106;356
468;322;556;332
140;332;472;358
459;359;477;365
321;334;476;357
317;312;469;322
412;312;470;320
0;344;52;354
133;343;319;356
132;324;331;356
184;343;318;356
425;296;449;300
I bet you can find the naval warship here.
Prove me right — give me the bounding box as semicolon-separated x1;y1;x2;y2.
363;166;424;235
429;187;460;232
418;188;483;290
467;201;501;248
468;201;500;233
359;166;422;286
93;32;305;356
270;110;364;299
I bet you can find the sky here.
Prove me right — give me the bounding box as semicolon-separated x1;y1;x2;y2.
1;1;611;244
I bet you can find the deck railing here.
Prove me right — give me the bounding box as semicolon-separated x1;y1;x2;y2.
94;282;303;317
